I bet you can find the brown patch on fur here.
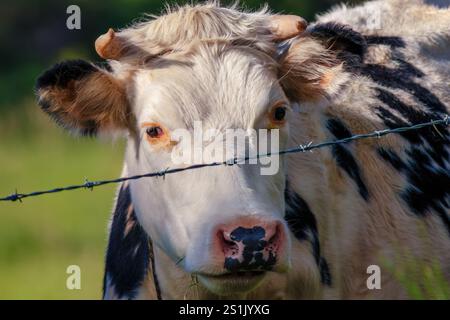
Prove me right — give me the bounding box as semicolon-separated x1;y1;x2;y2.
319;69;336;88
39;71;132;133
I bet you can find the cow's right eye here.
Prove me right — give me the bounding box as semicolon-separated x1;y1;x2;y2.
141;122;172;147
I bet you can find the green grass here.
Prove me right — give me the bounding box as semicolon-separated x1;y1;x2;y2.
0;103;124;299
382;237;450;300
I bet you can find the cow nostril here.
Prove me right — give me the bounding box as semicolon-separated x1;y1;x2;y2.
223;236;235;247
218;230;238;254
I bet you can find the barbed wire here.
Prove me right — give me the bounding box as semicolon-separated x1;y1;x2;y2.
1;117;448;203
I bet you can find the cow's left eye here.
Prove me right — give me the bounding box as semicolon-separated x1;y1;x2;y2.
274;107;286;121
269;105;288;126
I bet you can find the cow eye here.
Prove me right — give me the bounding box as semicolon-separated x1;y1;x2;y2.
274;107;286;121
141;122;174;148
269;104;288;126
146;126;164;138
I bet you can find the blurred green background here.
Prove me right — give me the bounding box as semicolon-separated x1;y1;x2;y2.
0;0;364;300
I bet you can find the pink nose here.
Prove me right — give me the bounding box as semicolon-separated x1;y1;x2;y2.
215;218;284;272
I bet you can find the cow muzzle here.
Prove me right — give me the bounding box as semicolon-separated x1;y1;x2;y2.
196;217;289;295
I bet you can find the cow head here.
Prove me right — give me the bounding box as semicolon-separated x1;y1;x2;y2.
36;4;357;296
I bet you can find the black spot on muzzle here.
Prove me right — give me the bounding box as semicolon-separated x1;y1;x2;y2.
224;226;277;272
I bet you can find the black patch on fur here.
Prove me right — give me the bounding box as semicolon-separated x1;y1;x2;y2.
375;101;449;235
327;118;370;200
326;118;352;139
81;121;98;137
375;109;449;235
310;15;450;241
358;35;447;124
401;148;450;231
365;43;449;234
331;145;370;201
94;61;113;73
374;106;422;143
362;63;447;116
376;88;427;123
224;227;277;272
375;88;448;150
102;184;152;299
319;257;332;286
285;188;319;254
36;59;97;89
309;22;367;57
377;148;406;172
394;58;425;79
284;184;332;286
34;60;111;137
365;35;406;48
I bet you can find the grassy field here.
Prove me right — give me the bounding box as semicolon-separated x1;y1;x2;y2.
0;102;124;299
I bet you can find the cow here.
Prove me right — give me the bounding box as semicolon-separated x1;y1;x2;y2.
35;0;450;299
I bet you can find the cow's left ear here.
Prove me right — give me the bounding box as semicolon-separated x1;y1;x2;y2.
35;59;131;136
279;22;366;102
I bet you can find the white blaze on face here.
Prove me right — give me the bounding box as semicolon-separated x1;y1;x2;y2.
126;44;290;274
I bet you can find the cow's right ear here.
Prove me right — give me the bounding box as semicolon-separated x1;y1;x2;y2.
35;59;131;136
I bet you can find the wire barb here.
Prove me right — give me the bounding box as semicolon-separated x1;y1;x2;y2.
157;167;170;180
225;158;237;166
299;141;313;152
0;117;448;203
84;178;95;191
7;189;23;202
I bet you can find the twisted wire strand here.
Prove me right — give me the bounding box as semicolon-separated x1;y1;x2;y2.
1;117;448;202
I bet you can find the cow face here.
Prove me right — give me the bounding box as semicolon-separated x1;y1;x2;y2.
35;5;351;296
127;44;292;295
36;44;295;295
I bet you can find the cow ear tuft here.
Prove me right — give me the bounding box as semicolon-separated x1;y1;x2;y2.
35;60;132;136
279;23;365;102
279;37;347;102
